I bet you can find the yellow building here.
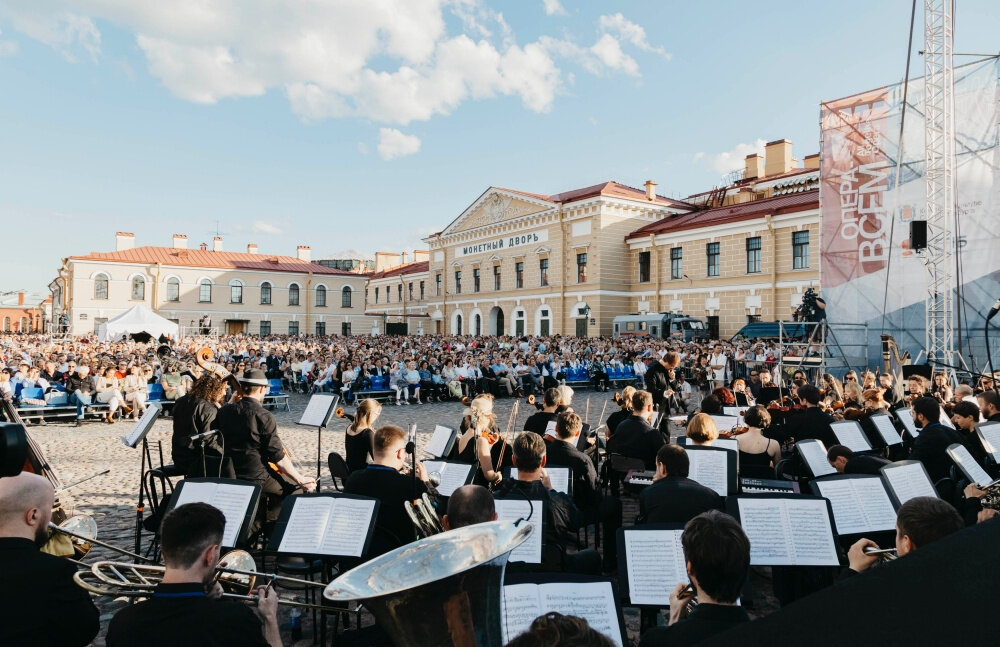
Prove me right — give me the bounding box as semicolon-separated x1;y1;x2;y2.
423;182;693;336
364;252;431;335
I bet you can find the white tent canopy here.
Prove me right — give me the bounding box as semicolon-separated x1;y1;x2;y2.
97;305;179;342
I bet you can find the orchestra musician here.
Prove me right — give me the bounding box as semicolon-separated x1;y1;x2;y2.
685;413;719;447
608;390;664;470
106;503;281;647
879;372;901;409
344;425;439;556
908;397;965;482
644;351;680;431
605;385;636;439
171;374;227;477
735;406;781;478
845;497;963;576
216;369;315;530
826;445;890;475
904;374;929;404
774;384;837;447
441;485;496;531
0;472;99;647
950;400;988;465
345;398;380;473
506;613;615;647
523;387;560;436
637;445;723;525
731;378;754;407
930;371;953;405
451;394;504;486
977;389;1000;423
638;510;751;647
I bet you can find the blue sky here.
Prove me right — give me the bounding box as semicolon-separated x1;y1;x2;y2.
1;0;998;295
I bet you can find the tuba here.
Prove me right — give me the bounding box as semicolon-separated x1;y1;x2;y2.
324;520;532;647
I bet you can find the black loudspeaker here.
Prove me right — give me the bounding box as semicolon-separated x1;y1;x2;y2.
910;220;928;250
902;365;933;381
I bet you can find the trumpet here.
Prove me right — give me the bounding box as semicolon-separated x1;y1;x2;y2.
674;583;698;619
334;407;355;423
525;393;544;410
73;550;334;611
461;396;471;406
863;546;899;561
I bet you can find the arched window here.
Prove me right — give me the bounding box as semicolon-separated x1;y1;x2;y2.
166;277;180;302
19;317;27;331
2;317;9;331
199;279;212;303
260;282;272;305
230;279;243;304
94;274;109;300
315;285;327;307
341;286;352;308
288;284;300;306
131;276;145;300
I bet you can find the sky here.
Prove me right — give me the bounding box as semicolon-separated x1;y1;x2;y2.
1;0;998;296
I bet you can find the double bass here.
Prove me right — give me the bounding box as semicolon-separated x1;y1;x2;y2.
0;399;66;522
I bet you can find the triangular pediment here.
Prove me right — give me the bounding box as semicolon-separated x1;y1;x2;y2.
442;187;554;236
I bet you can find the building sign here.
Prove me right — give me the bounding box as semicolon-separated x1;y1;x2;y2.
455;229;548;258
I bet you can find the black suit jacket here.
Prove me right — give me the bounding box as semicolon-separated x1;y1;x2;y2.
845;454;891;475
0;537;99;647
546;438;599;509
612;415;664;469
644;362;671;409
910;422;965;482
780;406;837;447
638;476;724;524
639;604;749;647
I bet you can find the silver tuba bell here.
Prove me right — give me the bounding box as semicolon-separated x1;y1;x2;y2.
324;519;532;647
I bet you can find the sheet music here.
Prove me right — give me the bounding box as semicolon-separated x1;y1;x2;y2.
686;450;729;495
830;421;872;452
298;394;336;427
709;415;738;432
545;420;558;438
425;425;455;458
882;463;937;504
278;496;377;556
501;584;543;644
424;461;472;497
814;478;897;534
946;443;993;487
897;408;919;437
738;498;839;565
122;404;160;447
940;409;955;429
713;438;738;452
495;499;542;563
174;482;255;547
500;582;623;647
722;407;746;427
797;440;836;477
510;467;570;495
977;423;1000;461
870;415;903;446
624;529;685;606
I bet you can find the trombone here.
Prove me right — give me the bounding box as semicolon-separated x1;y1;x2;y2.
48;515;153;564
73;550;336;611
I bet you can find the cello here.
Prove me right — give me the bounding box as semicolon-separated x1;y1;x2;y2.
1;398;66;522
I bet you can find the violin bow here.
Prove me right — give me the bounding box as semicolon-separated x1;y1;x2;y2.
494;400;519;478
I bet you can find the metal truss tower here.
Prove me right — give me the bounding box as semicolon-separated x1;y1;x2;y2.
922;0;958;373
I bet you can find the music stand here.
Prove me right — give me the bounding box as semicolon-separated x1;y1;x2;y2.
421;459;475;497
122;404;162;558
296;394;339;492
727;493;842;566
165;478;261;548
616;523;686;614
267;492;379;560
879;460;938;507
684;445;738;495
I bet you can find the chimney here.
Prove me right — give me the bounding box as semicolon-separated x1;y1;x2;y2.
17;291;25;306
212;236;223;252
200;242;208;251
401;251;409;265
172;234;188;249
247;243;258;254
296;245;311;262
115;232;135;251
803;153;820;170
744;154;764;180
644;180;657;201
764;139;794;177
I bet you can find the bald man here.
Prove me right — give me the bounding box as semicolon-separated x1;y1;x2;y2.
0;472;99;646
442;485;497;530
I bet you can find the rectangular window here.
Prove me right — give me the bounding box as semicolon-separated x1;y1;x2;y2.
436;274;442;296
199;282;212;303
792;231;810;269
397;284;402;302
315;321;326;336
576;252;588;283
386;286;391;303
317;287;327;307
493;265;501;290
231;285;243;304
260;283;271;305
746;237;762;274
454;270;462;294
288;321;299;336
515;261;524;289
341;322;352;336
95;278;108;300
473;268;481;293
539;258;549;286
747;314;761;323
166;281;179;302
706;315;720;340
670;247;683;280
706;242;720;277
419;281;425;300
375;287;379;304
638;251;650;283
408;282;414;300
260;320;271;336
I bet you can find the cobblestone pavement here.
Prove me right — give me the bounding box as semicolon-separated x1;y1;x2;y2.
31;392;777;645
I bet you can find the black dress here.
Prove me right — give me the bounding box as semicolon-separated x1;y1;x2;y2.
738;438;776;478
345;427;375;473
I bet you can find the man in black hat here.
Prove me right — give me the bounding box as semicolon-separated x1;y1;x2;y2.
217;368;315;530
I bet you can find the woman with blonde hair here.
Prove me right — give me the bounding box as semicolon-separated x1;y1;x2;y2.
605;385;636;439
686;413;719;446
451;393;503;486
95;365;125;424
345;398;381;472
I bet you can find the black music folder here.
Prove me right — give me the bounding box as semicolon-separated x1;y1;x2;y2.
425;424;459;458
502;573;627;647
267;492;378;558
727;494;841;566
166;478;261;548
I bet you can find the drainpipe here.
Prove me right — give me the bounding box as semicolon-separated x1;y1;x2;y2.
650;234;659;313
306;271;312;335
558;205;566;333
766;213;777;320
152;262;161;313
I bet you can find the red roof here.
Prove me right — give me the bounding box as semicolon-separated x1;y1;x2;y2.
70;246;355;276
626;189;818;240
547;181;693;209
686;167;817;199
368;260;430;279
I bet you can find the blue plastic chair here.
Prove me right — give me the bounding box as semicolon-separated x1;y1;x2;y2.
268;379;284;395
147;384;166;402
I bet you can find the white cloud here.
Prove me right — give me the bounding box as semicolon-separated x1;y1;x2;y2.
252;221;282;235
378;128;421;160
588;33;638;76
599;13;670;60
0;9;100;62
542;0;566;16
699;139;767;175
